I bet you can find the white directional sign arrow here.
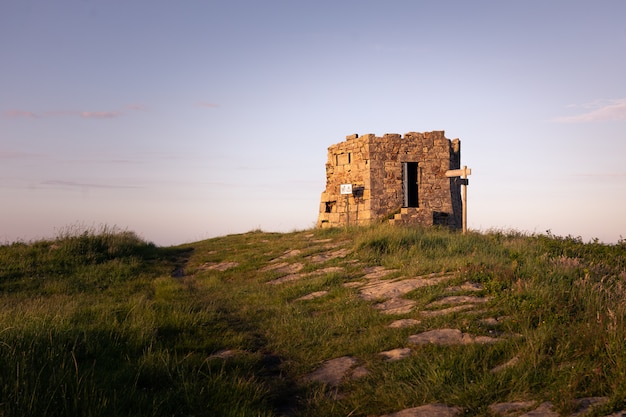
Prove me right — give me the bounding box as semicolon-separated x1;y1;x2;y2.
445;166;472;178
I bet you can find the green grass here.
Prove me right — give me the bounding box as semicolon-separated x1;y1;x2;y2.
1;224;626;416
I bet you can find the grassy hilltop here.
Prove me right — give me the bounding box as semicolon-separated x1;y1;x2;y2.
1;224;626;416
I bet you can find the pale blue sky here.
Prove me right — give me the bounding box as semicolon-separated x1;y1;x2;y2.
2;0;625;245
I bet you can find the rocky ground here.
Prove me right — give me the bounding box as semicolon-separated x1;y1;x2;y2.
203;235;625;417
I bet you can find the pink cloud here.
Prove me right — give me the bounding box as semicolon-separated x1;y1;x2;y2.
195;101;220;108
4;109;121;119
3;109;39;119
0;150;44;160
126;104;147;111
553;99;626;123
42;180;143;189
80;111;122;119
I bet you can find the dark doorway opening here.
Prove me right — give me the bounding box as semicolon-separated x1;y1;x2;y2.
403;162;419;207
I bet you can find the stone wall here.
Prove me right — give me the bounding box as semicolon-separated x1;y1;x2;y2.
317;131;462;229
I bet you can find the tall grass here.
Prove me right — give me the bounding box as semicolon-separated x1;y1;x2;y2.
0;226;276;416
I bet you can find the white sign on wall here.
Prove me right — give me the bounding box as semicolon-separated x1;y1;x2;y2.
340;184;353;195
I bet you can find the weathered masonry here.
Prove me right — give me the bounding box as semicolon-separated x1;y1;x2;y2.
317;131;463;229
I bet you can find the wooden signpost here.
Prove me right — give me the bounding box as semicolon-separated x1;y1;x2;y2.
445;166;472;235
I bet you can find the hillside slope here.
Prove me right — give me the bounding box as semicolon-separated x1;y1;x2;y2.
1;225;626;416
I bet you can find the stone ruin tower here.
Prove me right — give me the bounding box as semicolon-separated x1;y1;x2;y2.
317;131;462;229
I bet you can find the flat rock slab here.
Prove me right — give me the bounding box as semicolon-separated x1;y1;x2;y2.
296;290;329;301
201;261;239;272
274;249;302;260
267;274;303;285
261;262;304;274
260;261;287;272
350;365;370;379
354;272;459;315
447;282;484;292
302;356;358;386
312;266;344;275
267;266;344;285
389;319;421;328
379;347;412;361
380;403;462;417
420;304;477;318
361;276;453;301
380;399;614;417
375;298;417;315
427;296;490;307
408;328;499;346
363;266;398;280
307;248;351;263
488;401;536;415
519;402;558;417
571;397;610;417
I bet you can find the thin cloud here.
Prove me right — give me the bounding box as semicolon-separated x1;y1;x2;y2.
0;150;44;160
126;104;147;111
80;111;122;119
574;172;626;177
62;157;139;165
571;172;626;179
195;101;220;108
3;109;39;119
42;180;143;189
4;107;136;120
553;99;626;123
